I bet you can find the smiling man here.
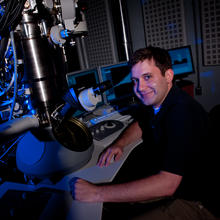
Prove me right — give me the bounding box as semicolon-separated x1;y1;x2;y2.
70;46;217;220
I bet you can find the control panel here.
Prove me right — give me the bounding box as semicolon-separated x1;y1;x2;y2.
89;120;124;141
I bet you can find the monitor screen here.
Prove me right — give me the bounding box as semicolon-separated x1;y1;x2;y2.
66;68;100;90
66;68;103;117
168;45;195;78
99;62;134;105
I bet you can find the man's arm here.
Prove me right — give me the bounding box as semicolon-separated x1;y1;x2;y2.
71;122;182;203
97;121;142;167
72;171;182;202
111;121;142;147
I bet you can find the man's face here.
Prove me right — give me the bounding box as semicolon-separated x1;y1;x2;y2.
131;59;173;108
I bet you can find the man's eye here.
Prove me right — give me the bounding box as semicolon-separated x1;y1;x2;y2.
144;75;151;80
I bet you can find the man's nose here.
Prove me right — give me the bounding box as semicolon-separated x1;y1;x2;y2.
137;78;146;92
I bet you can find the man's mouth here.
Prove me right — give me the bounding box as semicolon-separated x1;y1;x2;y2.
140;90;154;97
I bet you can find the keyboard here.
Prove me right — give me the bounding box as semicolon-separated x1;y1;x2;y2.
89;120;124;141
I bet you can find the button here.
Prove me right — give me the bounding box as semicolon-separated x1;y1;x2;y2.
100;125;105;131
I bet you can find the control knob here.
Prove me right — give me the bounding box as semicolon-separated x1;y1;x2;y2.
104;121;116;129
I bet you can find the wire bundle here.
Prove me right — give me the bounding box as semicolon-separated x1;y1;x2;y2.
0;0;26;37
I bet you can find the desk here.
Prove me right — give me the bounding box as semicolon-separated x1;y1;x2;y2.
55;138;143;220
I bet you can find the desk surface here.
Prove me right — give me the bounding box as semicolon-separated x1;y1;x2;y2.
69;138;142;220
55;134;142;220
52;110;143;220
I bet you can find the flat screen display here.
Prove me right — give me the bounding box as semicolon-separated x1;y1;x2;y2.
99;62;134;104
168;45;195;78
66;68;100;90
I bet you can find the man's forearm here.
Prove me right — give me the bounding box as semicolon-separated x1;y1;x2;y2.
97;171;182;203
113;121;142;149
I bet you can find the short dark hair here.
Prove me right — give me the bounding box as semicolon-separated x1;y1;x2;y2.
129;46;172;76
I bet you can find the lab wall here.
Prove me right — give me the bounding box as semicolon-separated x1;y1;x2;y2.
126;0;220;112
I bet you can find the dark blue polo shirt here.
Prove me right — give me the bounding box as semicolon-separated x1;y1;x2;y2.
134;85;209;201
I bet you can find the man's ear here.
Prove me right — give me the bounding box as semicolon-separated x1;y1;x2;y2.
165;69;174;83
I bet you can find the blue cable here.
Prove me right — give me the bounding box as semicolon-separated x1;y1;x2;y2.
9;30;17;120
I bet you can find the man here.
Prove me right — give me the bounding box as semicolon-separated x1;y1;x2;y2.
70;46;217;219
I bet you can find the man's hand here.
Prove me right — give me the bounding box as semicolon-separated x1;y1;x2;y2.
97;144;123;167
97;122;142;167
69;177;101;202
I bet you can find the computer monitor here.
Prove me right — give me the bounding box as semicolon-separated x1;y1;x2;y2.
99;62;134;105
66;68;103;117
66;68;100;90
168;45;195;78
